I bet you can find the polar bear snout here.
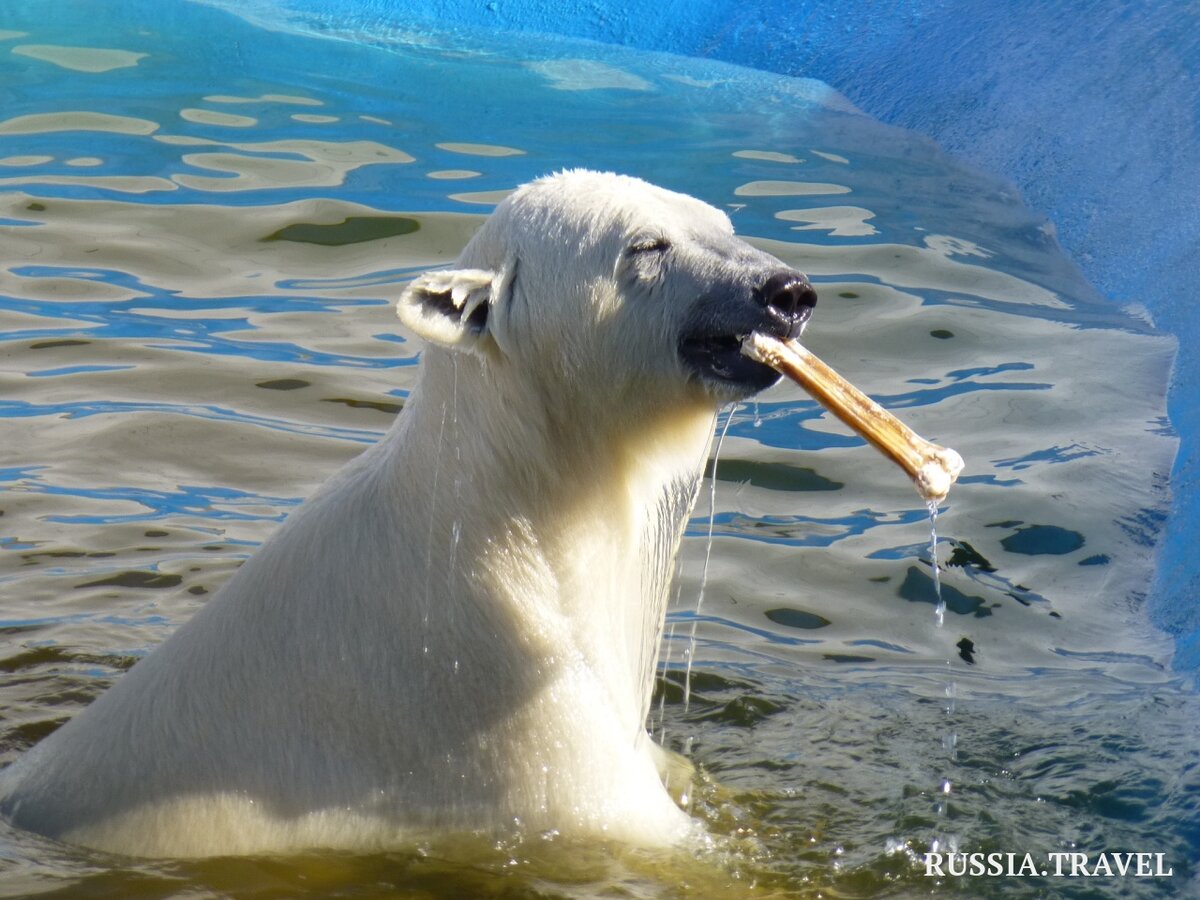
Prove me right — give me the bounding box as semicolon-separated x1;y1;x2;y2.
679;266;817;396
759;271;818;340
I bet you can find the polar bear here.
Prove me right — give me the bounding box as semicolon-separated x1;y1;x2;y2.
0;170;816;857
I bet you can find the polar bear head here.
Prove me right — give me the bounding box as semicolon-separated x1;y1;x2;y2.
397;170;816;419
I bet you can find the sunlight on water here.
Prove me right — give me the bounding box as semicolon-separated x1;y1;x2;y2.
0;1;1196;896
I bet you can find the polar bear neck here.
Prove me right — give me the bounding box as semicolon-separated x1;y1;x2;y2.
390;348;717;741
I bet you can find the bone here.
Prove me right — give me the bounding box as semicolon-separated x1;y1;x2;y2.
742;332;964;502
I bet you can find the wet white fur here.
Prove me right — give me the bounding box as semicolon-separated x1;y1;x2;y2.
1;171;780;857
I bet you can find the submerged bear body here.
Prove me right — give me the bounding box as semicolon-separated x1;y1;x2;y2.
0;171;815;857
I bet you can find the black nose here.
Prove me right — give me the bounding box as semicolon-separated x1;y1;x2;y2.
759;271;817;339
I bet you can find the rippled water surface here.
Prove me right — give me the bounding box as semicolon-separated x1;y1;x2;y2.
1;2;1197;897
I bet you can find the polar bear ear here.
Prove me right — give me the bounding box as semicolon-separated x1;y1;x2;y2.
396;268;500;352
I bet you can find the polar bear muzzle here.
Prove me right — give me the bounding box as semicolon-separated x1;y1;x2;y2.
679;268;817;395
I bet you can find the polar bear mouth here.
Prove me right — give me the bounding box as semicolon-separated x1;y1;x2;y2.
679;271;816;394
679;331;782;393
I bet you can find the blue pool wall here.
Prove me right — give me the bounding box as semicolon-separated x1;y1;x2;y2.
244;1;1200;670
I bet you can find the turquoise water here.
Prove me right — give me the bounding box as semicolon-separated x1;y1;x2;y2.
0;1;1197;896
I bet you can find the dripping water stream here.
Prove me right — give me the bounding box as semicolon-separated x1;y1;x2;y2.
930;500;945;629
448;356;462;675
927;499;958;857
653;582;683;745
683;405;735;710
421;398;449;658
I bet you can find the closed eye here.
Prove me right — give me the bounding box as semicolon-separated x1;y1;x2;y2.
627;237;672;255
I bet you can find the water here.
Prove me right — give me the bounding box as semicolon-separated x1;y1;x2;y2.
1;1;1198;896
